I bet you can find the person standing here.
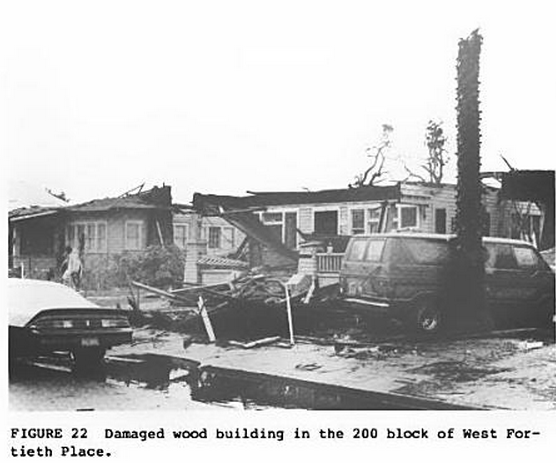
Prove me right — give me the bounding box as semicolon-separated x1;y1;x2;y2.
62;246;83;290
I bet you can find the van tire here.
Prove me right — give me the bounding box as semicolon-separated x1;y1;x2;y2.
408;300;442;335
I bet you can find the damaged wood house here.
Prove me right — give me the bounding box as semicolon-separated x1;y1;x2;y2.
9;185;174;288
9;175;551;291
186;179;549;287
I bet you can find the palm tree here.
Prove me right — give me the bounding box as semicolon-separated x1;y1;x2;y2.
453;29;488;329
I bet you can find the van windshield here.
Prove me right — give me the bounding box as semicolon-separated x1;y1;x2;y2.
365;239;385;261
347;239;368;261
401;238;451;264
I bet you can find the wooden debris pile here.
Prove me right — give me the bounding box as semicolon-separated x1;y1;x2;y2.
127;273;340;342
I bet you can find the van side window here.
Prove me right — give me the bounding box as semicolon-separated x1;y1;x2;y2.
489;244;518;270
513;246;540;270
402;239;450;264
347;239;367;261
365;239;385;262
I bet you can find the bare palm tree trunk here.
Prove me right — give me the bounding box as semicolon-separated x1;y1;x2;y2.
452;29;489;331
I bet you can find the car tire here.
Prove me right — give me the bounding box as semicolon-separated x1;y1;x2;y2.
72;347;106;372
408;300;442;335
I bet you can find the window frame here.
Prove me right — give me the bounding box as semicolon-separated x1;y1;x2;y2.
350;208;366;235
367;206;382;234
394;204;419;230
312;207;340;235
173;224;189;249
258;209;299;246
66;221;108;254
207;226;222;249
124;220;143;251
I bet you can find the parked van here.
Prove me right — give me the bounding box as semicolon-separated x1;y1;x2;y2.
339;233;555;334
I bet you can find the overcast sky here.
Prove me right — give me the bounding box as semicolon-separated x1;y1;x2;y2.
2;0;554;205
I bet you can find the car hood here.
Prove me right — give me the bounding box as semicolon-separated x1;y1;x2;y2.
8;279;99;327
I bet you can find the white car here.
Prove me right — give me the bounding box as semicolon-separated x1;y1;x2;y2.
9;279;132;367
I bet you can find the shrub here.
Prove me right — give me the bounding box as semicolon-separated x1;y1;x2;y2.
116;245;184;289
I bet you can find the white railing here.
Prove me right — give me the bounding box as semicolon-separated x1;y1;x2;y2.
316;252;344;274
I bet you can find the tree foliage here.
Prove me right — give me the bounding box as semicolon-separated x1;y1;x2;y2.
350;124;394;188
404;120;448;184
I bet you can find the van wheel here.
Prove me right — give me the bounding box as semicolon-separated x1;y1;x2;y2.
410;301;442;335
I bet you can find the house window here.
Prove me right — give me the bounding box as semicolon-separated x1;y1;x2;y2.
125;221;143;250
208;227;221;249
97;223;106;251
314;210;338;235
395;205;418;230
258;211;298;248
173;224;188;249
66;221;107;253
511;212;542;244
222;227;235;249
261;212;284;242
86;223;96;251
351;209;365;235
368;207;382;234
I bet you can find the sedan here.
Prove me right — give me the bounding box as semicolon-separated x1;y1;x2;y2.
9;278;132;368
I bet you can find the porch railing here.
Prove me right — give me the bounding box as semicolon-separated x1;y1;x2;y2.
316;252;344;274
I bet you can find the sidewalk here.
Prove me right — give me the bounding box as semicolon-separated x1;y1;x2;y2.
110;328;556;410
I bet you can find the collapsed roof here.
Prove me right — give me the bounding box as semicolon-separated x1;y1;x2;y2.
192;184;401;214
9;186;172;222
192;184;403;266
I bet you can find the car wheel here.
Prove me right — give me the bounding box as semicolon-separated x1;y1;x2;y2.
72;347;106;372
410;300;442;335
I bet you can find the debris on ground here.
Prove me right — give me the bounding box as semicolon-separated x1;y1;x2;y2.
227;336;282;349
126;274;342;342
517;340;544;350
